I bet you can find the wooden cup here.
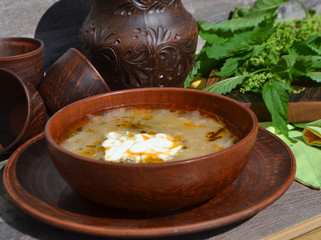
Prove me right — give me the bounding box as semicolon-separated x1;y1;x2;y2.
38;48;111;115
0;68;47;156
0;37;44;89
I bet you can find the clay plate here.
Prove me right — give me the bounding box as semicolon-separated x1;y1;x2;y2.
3;128;295;238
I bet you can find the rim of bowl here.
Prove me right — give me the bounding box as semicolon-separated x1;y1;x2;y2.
0;37;44;61
45;87;258;168
0;68;32;154
67;48;110;90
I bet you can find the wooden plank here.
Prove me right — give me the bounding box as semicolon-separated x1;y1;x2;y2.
294;227;321;240
287;102;321;123
262;214;321;240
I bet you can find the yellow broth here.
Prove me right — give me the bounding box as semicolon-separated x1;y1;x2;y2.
60;106;240;163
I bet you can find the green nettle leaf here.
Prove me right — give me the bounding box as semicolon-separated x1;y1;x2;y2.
304;72;321;82
306;34;321;51
290;41;320;56
216;52;252;77
184;61;200;88
198;30;227;44
216;57;241;77
291;56;315;77
306;45;321;56
199;14;269;32
291;35;321;56
251;0;289;13
232;6;251;18
252;44;266;57
308;9;317;17
275;55;296;72
184;46;218;88
199;0;286;33
206;24;274;60
203;75;247;94
311;56;321;68
268;53;279;65
262;81;290;138
274;55;296;82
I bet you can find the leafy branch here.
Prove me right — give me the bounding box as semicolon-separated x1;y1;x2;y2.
185;0;321;138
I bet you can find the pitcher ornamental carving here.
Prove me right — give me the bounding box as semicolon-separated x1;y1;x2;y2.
79;0;198;90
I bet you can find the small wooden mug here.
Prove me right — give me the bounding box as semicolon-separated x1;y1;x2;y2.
38;48;111;115
0;68;47;156
0;37;44;89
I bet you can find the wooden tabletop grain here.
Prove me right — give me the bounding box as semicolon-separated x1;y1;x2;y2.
1;0;321;239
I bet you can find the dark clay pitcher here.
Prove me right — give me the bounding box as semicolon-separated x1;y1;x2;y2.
79;0;198;90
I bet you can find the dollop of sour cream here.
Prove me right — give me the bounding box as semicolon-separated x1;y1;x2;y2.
102;131;182;163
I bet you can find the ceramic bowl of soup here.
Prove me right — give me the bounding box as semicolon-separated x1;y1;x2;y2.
45;88;258;212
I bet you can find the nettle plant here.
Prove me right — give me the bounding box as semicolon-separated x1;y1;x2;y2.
185;0;321;139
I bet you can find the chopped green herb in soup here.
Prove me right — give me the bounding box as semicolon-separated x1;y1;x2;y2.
60;106;240;163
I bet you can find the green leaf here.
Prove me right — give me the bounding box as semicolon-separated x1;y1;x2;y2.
274;55;296;82
291;56;315;77
252;44;266;57
203;75;247;94
184;61;200;88
230;6;251;19
198;28;228;44
251;0;289;13
290;41;320;56
184;46;218;88
304;72;321;82
274;55;296;72
290;35;321;57
268;52;279;65
311;56;321;68
199;0;286;33
206;24;274;60
306;34;321;46
199;14;270;32
215;58;240;77
306;34;321;55
308;9;317;17
216;52;252;77
262;81;290;138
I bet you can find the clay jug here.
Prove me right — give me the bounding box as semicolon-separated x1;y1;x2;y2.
79;0;198;90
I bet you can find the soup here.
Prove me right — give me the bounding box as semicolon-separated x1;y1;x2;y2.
60;106;240;163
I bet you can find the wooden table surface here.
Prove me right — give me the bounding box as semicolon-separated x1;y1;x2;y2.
1;0;321;239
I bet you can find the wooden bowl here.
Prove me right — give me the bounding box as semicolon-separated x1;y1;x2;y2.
0;68;47;156
0;37;44;88
38;48;111;115
45;88;258;212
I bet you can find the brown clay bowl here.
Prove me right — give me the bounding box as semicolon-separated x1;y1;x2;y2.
0;37;44;88
0;68;47;156
38;48;111;116
45;88;258;212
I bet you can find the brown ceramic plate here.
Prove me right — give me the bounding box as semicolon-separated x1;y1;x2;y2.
3;128;295;238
